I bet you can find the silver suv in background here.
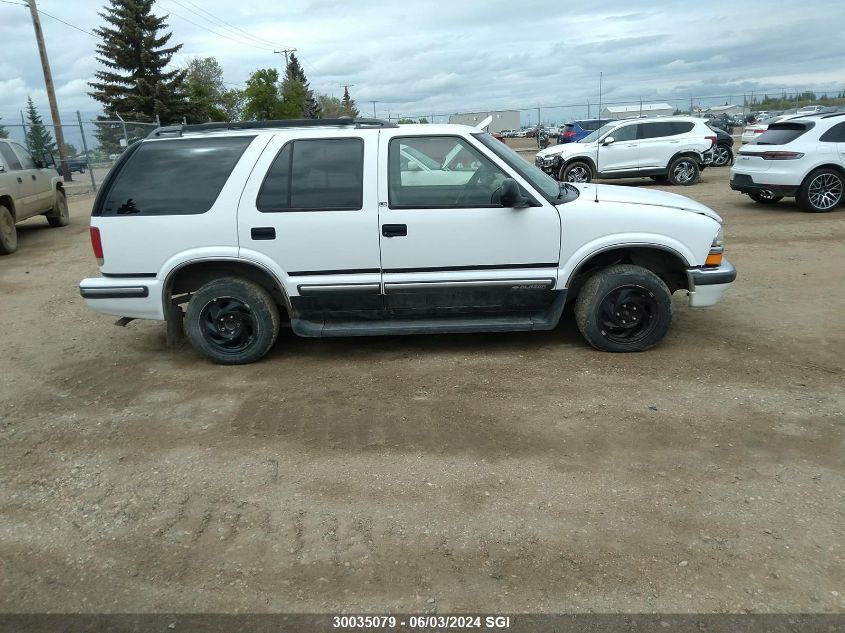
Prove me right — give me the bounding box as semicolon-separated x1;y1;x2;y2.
0;139;68;254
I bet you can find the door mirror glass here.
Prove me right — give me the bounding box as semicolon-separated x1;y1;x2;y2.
499;178;530;208
602;136;615;146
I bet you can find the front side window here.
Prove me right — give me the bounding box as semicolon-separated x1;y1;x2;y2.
102;136;253;216
389;136;510;208
0;142;22;171
257;138;364;212
611;124;638;142
11;143;36;169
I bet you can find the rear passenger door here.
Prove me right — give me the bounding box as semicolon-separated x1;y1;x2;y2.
636;121;676;169
237;132;382;319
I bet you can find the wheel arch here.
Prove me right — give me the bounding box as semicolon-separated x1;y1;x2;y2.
562;155;597;175
801;163;845;186
162;258;292;317
564;244;691;300
0;194;16;219
669;150;704;167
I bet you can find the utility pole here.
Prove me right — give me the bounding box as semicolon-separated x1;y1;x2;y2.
274;48;297;69
370;101;377;118
27;0;70;181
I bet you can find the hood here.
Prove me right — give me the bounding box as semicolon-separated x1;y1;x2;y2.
569;183;722;222
536;141;594;159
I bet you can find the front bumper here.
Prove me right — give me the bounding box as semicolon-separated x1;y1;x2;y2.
535;155;559;176
79;276;165;320
729;173;798;197
686;257;736;307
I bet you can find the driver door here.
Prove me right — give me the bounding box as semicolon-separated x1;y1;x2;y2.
378;133;561;317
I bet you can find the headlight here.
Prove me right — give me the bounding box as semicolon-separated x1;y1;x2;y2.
543;155;557;165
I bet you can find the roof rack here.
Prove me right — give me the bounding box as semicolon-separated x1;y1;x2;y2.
147;117;398;138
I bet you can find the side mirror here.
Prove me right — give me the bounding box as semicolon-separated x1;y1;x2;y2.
500;178;530;208
602;136;615;146
0;165;5;173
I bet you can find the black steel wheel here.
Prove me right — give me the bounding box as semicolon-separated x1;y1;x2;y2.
574;264;672;352
186;277;280;364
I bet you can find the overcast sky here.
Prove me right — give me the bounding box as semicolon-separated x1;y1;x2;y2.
1;0;843;129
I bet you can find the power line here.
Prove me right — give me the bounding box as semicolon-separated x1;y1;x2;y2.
0;0;27;6
156;0;277;51
36;7;99;38
172;0;281;49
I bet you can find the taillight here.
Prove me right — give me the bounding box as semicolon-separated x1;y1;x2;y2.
738;150;804;160
563;130;576;138
705;135;717;148
90;226;104;265
754;128;766;134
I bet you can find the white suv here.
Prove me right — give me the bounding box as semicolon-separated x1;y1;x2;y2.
730;112;845;212
535;117;716;186
0;139;69;254
79;118;735;364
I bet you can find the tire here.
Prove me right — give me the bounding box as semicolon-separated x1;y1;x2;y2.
574;264;672;353
560;160;593;183
667;156;700;186
185;277;280;365
650;175;669;183
748;191;783;205
711;144;733;167
797;168;844;213
0;205;17;255
46;189;69;227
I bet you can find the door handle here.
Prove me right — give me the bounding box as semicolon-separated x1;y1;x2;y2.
16;177;22;183
250;227;276;240
31;174;37;180
382;224;407;237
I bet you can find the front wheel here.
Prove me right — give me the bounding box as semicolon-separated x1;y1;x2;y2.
797;168;843;213
46;189;69;227
667;156;700;186
560;161;593;183
574;264;672;352
0;205;17;255
711;144;733;167
185;277;280;365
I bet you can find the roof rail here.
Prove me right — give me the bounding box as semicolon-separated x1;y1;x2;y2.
147;117;398;138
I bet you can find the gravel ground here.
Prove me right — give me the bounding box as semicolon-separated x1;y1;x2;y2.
1;167;843;614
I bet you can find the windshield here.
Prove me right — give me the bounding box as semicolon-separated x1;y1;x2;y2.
473;132;561;201
579;123;617;144
399;145;440;170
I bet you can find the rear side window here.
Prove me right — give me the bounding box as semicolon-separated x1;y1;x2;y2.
257;138;364;212
638;121;692;139
755;122;814;145
0;142;22;170
101;136;253;216
819;122;845;143
578;120;605;131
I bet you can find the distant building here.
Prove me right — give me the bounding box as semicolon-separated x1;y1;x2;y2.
448;110;520;133
600;103;674;119
705;104;744;117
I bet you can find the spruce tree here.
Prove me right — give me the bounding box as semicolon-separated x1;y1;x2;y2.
24;97;57;158
89;0;186;129
285;53;320;119
341;86;360;118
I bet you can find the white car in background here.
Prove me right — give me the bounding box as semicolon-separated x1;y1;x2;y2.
535;116;715;186
730;112;845;212
741;114;799;143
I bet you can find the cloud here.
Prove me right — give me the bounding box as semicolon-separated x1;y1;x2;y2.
0;0;842;127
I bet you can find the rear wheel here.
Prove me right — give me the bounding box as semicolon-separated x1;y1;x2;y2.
748;190;783;204
46;189;69;227
560;161;593;183
667;156;699;186
797;168;843;213
0;205;17;255
185;277;280;365
574;264;672;352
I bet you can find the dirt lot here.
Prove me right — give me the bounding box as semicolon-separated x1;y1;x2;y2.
1;166;843;614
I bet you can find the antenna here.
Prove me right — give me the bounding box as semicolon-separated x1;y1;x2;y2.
595;71;603;204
